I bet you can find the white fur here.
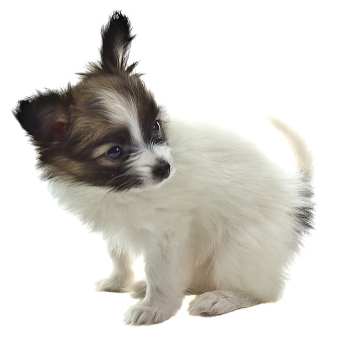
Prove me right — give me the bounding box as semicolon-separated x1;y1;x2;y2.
271;118;313;176
98;90;174;185
188;290;257;316
126;144;174;185
98;90;142;144
48;119;312;325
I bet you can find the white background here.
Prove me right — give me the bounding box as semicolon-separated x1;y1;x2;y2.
1;0;349;346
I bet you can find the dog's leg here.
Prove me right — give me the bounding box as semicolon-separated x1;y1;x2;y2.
129;280;147;298
189;290;258;316
96;244;134;293
124;231;189;325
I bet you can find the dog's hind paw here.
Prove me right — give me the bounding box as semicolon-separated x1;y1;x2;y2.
96;275;131;293
189;290;257;316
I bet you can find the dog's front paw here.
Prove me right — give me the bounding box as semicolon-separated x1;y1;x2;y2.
124;302;175;325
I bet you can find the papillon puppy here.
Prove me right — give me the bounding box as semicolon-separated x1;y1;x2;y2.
14;11;313;325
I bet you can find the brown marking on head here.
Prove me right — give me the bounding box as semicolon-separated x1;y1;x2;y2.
14;11;171;191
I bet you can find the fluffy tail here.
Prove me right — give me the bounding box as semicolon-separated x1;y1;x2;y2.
271;118;313;178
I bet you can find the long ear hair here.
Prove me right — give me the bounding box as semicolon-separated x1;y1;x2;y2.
100;11;137;74
13;88;72;145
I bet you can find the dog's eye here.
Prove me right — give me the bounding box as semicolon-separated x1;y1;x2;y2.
151;120;164;144
152;120;161;133
106;145;122;160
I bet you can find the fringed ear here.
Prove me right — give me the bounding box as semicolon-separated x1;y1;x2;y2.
100;11;137;73
13;89;72;144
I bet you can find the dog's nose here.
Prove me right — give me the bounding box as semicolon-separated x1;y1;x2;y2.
152;160;171;180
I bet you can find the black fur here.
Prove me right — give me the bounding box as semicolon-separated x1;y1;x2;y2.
100;11;136;73
12;11;163;193
296;182;314;234
13;89;72;144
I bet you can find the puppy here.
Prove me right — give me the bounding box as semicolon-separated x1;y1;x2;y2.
13;11;313;325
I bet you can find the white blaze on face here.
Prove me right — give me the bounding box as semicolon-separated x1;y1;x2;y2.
152;143;173;165
99;89;174;185
98;89;143;145
126;144;174;184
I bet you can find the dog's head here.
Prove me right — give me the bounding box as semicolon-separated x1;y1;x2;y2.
14;12;174;191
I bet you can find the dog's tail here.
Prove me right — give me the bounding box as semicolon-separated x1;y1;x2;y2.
271;118;313;178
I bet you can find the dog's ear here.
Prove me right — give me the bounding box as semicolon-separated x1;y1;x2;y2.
100;11;137;74
13;89;72;144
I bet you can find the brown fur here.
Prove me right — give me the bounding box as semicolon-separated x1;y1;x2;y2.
14;11;165;191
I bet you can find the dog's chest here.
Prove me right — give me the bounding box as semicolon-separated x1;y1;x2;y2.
49;180;188;234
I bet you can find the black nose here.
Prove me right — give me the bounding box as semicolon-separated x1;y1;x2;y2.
152;160;171;180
